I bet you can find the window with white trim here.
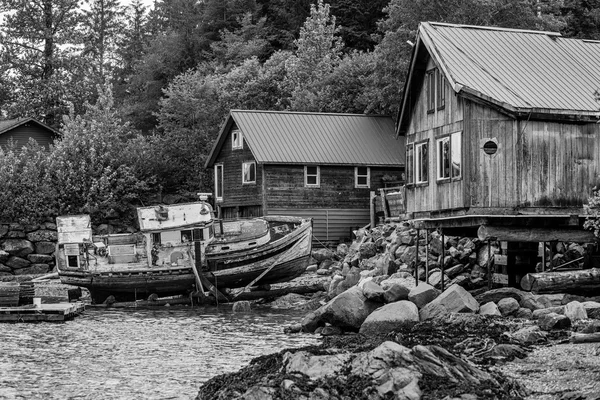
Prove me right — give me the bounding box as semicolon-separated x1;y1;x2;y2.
215;164;223;200
415;141;428;184
242;161;256;184
305;166;320;187
355;166;370;188
436;131;461;181
232;129;243;149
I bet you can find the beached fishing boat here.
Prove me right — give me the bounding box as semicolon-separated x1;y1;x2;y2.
55;197;312;303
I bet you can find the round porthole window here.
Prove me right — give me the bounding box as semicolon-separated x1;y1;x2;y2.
483;140;498;155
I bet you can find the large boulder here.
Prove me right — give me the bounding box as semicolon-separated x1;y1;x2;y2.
312;248;335;263
14;264;49;275
359;242;377;259
408;282;439;309
1;239;35;258
361;280;385;302
428;271;450;289
0;250;9;263
283;351;352;380
564;301;587;322
380;273;417;292
538;312;571;331
34;241;56;255
26;230;58;242
475;287;530;305
419;284;479;320
582;301;600;320
383;283;411;303
5;256;31;270
334;267;361;296
320;285;381;330
27;254;54;264
497;297;520;317
511;326;548;345
359;300;420;336
479;301;501;316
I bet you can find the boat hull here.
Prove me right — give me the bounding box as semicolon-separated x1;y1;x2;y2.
57;216;312;303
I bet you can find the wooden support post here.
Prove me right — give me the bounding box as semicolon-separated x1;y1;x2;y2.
415;229;419;286
379;188;389;220
441;230;445;292
425;230;430;285
541;241;546;272
487;240;492;290
370;191;376;229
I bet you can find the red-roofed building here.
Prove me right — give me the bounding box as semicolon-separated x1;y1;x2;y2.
205;110;405;243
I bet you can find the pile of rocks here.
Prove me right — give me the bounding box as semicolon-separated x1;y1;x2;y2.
0;221;57;278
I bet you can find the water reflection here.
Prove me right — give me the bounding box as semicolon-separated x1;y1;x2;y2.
0;306;318;399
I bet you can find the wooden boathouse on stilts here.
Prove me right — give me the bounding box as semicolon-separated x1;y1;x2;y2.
395;22;600;291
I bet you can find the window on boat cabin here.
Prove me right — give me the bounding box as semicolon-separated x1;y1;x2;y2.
232;129;243;149
215;164;223;201
426;69;435;113
436;131;462;181
305;165;320;187
242;161;256;184
192;228;204;241
67;255;79;268
406;143;414;185
181;230;192;243
436;69;445;110
355;166;370;188
415;141;428;184
151;232;161;245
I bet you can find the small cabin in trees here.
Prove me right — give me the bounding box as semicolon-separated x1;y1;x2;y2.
397;22;600;283
0;117;59;150
205;110;405;243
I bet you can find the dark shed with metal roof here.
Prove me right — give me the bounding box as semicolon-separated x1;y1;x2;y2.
0;117;59;150
206;110;405;243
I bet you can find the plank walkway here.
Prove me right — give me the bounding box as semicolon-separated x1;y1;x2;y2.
0;302;85;322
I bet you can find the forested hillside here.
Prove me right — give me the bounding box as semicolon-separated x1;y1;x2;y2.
0;0;598;224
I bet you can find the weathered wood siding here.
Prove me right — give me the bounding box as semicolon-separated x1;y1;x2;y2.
405;58;466;214
268;207;370;243
263;165;402;211
0;124;55;149
466;101;600;210
212;125;264;210
465;101;517;209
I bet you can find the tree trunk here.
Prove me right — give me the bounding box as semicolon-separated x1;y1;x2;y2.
521;268;600;295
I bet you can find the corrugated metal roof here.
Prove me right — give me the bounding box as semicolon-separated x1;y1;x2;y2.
420;22;600;114
206;110;404;167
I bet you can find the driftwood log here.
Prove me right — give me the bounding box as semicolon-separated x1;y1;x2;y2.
521;268;600;295
477;225;596;243
570;333;600;344
227;282;326;302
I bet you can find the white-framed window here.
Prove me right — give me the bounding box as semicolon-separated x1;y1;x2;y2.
355;166;370;188
415;141;428;184
406;143;414;184
232;129;243;149
305;165;320;187
215;163;223;201
436;131;462;181
242;161;256;184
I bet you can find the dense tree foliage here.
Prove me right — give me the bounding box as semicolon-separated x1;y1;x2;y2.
1;0;600;224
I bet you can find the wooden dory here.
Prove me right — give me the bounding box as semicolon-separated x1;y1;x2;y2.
55;201;312;303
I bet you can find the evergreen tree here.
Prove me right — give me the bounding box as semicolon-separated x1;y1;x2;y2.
0;0;82;127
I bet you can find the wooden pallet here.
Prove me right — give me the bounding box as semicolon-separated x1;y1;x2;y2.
0;302;86;322
0;282;20;307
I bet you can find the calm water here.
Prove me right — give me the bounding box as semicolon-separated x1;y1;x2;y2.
0;306;319;399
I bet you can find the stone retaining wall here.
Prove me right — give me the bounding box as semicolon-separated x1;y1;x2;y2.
0;221;57;277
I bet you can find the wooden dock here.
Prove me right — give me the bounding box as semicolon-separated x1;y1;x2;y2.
0;302;85;322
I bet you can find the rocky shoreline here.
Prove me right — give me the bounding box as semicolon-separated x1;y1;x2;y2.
196;223;600;400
